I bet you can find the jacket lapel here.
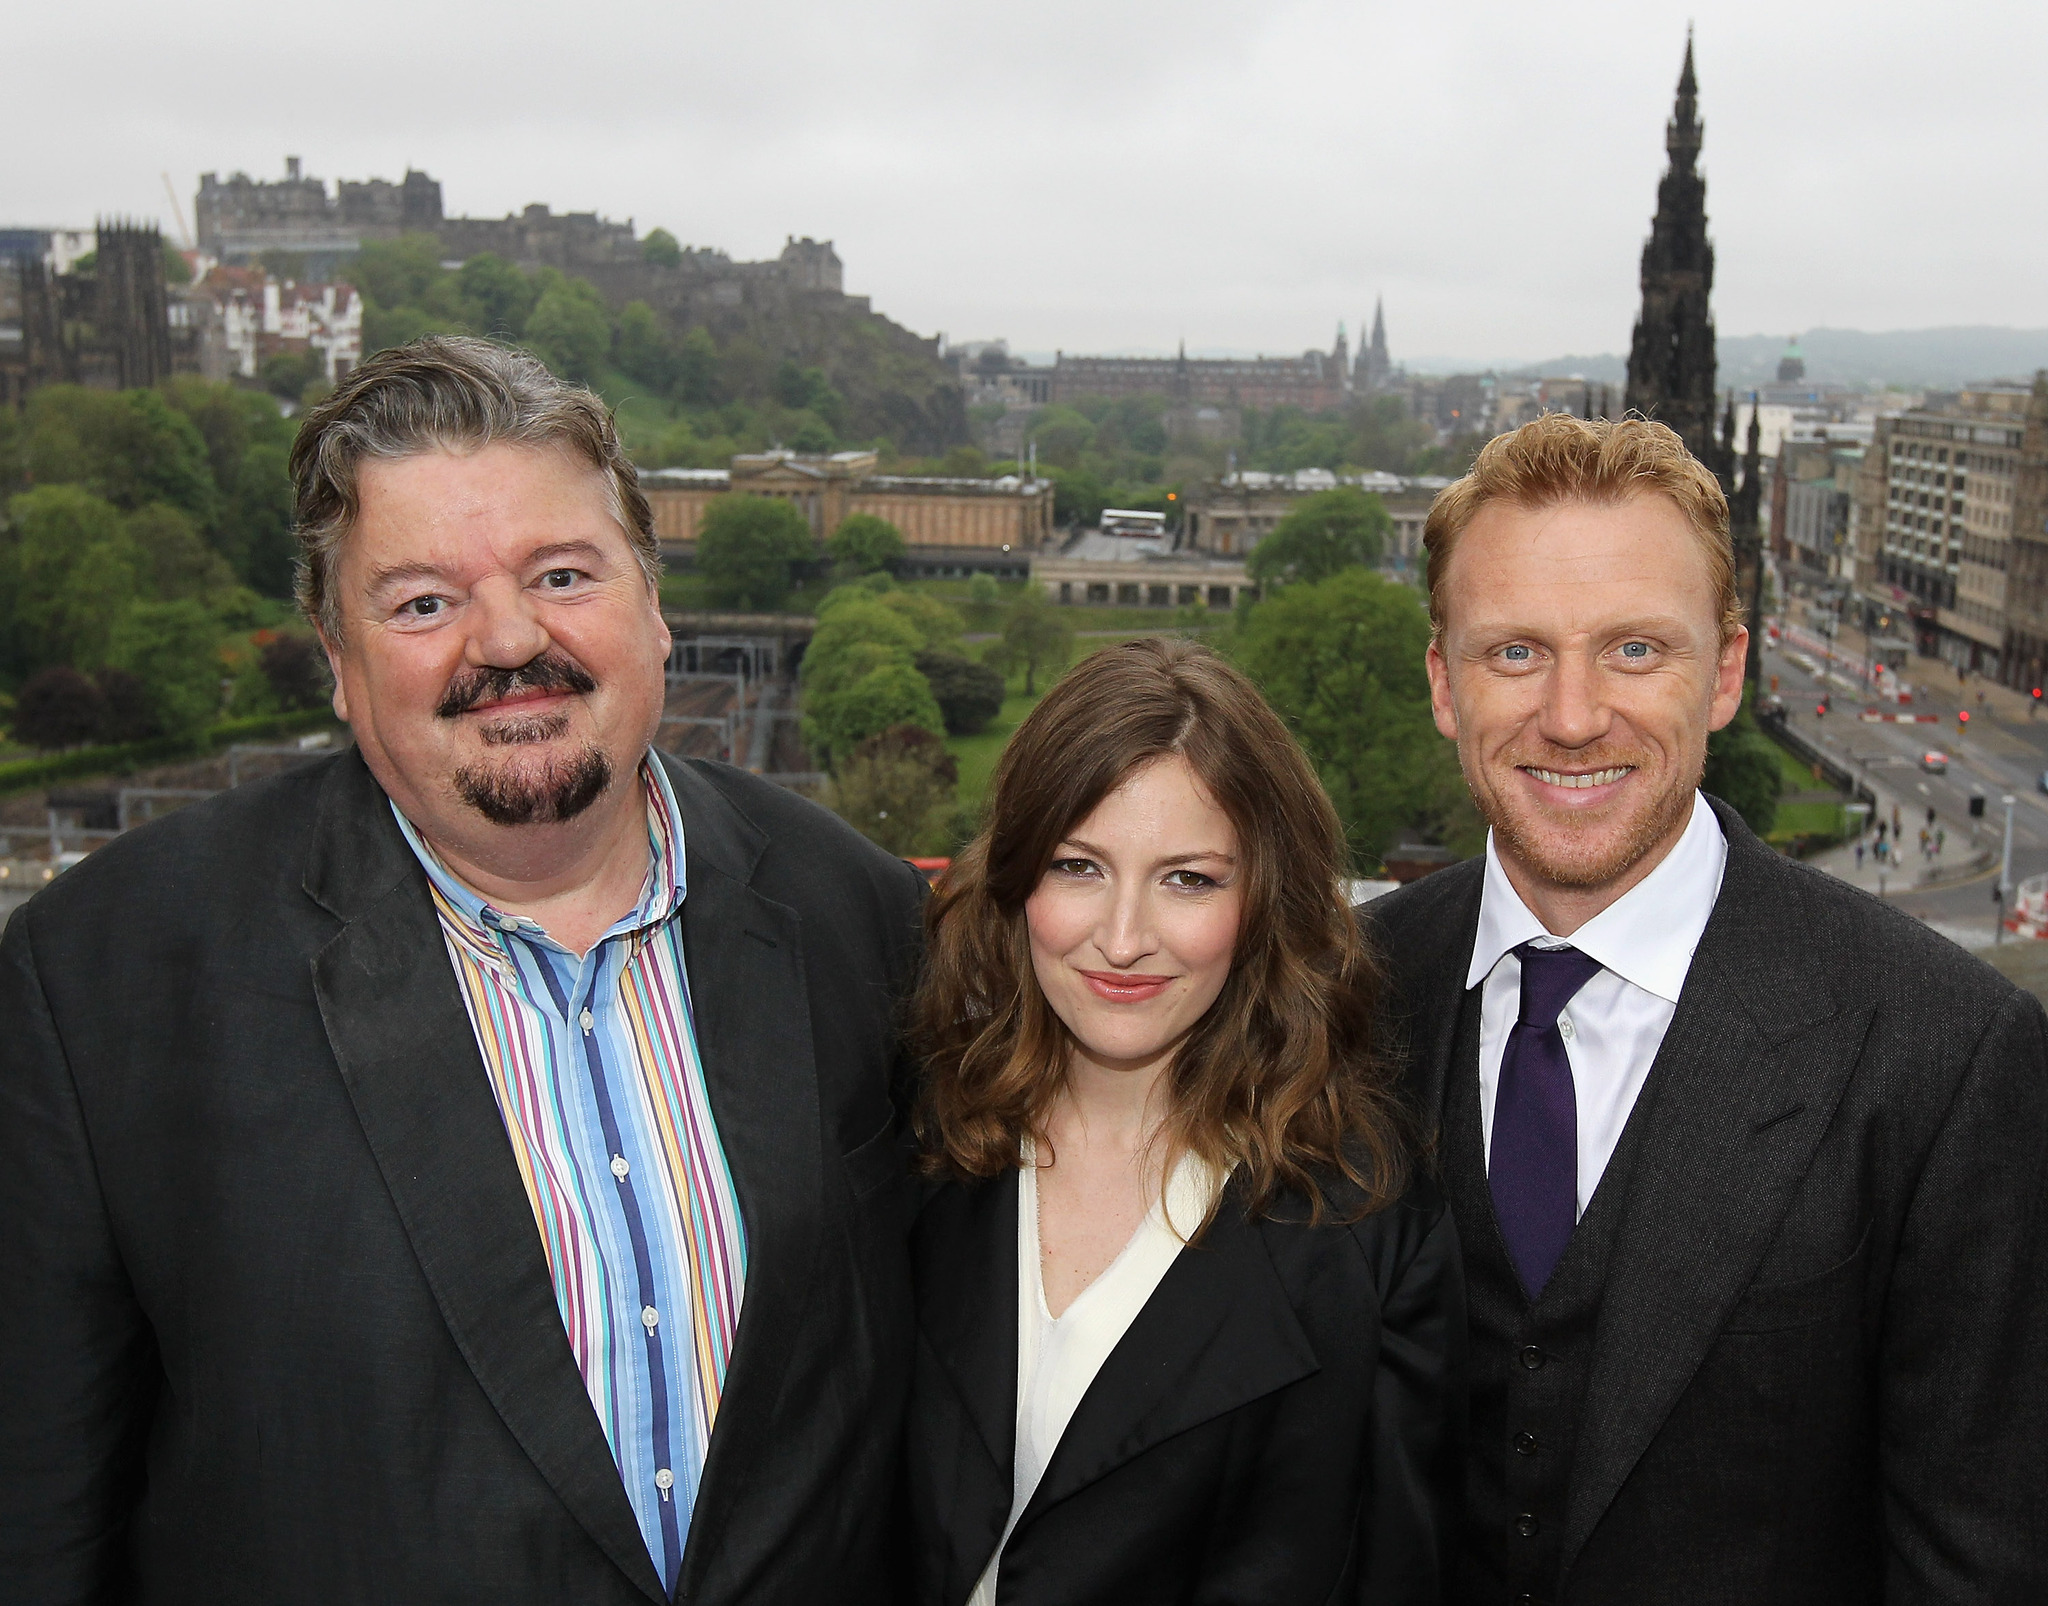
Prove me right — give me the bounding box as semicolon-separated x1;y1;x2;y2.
1560;805;1873;1574
1017;1193;1320;1526
1367;862;1483;1143
915;1171;1022;1481
657;757;826;1602
303;752;667;1603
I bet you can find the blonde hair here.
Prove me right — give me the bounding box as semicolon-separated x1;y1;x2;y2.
1423;412;1740;644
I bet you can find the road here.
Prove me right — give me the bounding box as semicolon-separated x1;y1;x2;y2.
1760;634;2048;946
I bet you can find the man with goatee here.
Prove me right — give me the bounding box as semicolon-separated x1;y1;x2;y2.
1362;412;2047;1604
0;337;924;1604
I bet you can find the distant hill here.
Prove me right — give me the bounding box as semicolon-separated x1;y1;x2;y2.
1470;328;2048;391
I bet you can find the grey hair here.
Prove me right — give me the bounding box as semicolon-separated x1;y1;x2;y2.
289;335;662;642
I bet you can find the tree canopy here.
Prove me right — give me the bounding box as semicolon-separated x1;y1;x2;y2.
828;513;905;576
1229;567;1474;867
695;496;815;610
1246;488;1390;588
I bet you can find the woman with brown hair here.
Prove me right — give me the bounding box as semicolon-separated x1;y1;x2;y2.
906;637;1462;1606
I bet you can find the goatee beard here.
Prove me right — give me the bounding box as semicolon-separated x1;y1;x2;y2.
454;746;613;826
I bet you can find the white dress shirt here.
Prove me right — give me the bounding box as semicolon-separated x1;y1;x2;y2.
1468;791;1728;1219
968;1144;1221;1606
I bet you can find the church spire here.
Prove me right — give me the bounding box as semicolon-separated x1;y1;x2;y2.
1624;32;1727;477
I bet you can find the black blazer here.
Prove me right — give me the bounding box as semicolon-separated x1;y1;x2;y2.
907;1167;1464;1606
0;749;927;1605
1362;798;2048;1603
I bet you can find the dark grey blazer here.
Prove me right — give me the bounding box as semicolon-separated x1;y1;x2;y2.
0;748;927;1605
1361;797;2048;1603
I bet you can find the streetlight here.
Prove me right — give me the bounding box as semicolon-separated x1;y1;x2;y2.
1994;793;2017;945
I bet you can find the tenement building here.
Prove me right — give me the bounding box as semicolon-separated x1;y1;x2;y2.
640;451;1053;579
1851;385;2032;680
2000;373;2048;691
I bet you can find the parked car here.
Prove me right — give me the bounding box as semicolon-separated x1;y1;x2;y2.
1920;751;1949;774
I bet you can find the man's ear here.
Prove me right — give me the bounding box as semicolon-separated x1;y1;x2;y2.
1707;624;1749;732
1426;638;1460;741
317;627;349;723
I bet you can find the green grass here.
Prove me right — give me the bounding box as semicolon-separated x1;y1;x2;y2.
946;682;1047;820
1771;799;1851;840
1772;740;1833;794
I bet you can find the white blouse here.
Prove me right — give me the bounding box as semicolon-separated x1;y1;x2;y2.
968;1142;1222;1606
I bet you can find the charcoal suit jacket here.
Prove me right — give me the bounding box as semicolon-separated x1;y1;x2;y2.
1361;797;2048;1604
905;1167;1465;1606
0;747;927;1605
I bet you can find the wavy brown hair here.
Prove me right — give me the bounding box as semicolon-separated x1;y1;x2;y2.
912;637;1408;1222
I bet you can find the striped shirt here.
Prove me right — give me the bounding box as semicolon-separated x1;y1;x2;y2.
393;755;746;1591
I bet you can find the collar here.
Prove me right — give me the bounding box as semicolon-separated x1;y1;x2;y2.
391;749;689;953
1465;790;1729;1002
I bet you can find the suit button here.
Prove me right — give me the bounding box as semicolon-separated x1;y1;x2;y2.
1515;1513;1541;1538
1514;1431;1540;1455
1519;1345;1546;1370
1517;1596;1536;1605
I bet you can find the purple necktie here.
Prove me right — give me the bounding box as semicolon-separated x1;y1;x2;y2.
1490;942;1603;1298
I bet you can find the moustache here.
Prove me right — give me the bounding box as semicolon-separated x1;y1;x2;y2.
436;653;597;719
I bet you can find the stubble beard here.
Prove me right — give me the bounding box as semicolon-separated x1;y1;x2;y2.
1471;747;1702;892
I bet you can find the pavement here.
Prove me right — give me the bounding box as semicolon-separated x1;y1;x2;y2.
1762;620;2048;959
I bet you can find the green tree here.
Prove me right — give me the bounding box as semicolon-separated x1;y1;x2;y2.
827;725;958;854
1702;696;1781;836
676;327;723;406
696;496;815;609
456;252;537;337
876;589;963;653
991;584;1074;695
162;241;193;285
347;235;448;318
915;650;1005;735
966;571;1002;627
642;228;684;268
126;503;236;600
103;598;225;738
523;278;612;382
22;386;218;524
827;513;905;576
0;485;144;674
1246;488;1390;588
804;594;926;692
1028;405;1096;470
261;350;324;401
1230;567;1468;867
807;661;946;767
221;445;297;597
615;301;678;394
160;377;292;510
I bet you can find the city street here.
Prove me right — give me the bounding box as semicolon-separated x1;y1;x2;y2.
1760;629;2048;951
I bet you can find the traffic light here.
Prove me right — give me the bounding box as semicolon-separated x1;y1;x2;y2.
1815;702;1827;717
1959;709;1971;728
2034;688;2043;701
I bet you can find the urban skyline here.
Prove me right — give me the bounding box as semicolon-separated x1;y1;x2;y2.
15;0;2048;364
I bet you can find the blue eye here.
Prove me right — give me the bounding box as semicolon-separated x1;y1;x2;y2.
1502;644;1532;662
1620;641;1650;659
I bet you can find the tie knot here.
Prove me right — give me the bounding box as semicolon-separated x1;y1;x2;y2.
1514;942;1603;1027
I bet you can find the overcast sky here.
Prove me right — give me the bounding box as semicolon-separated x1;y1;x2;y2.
15;0;2046;366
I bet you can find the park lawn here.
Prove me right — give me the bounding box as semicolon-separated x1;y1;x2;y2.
947;682;1047;821
1772;740;1832;794
1771;799;1849;839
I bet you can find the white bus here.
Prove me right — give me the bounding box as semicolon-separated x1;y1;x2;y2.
1100;508;1167;539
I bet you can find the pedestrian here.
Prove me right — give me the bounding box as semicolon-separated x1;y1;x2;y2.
1366;411;2048;1603
1937;826;1946;856
0;338;928;1603
1855;841;1865;870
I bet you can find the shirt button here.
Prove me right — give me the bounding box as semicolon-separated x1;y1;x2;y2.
1559;1016;1575;1040
1519;1345;1546;1370
579;1008;594;1033
1514;1431;1541;1456
610;1155;630;1179
1516;1513;1541;1539
655;1467;674;1499
641;1305;659;1332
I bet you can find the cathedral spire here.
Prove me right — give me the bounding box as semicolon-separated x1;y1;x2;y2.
1624;33;1727;476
